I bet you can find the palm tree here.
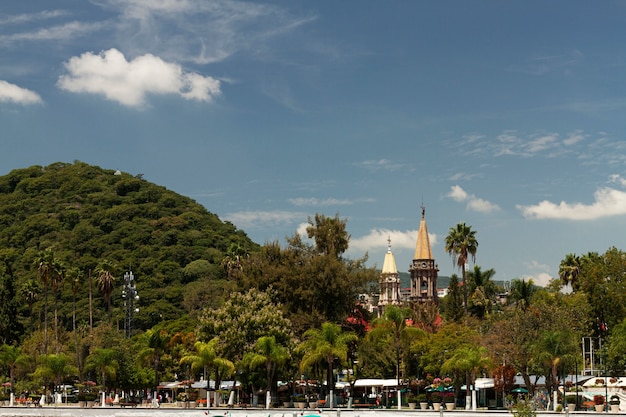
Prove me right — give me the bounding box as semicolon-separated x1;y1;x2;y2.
180;337;234;406
509;278;536;312
67;267;83;375
535;330;578;398
95;260;116;322
84;348;118;394
244;336;289;405
221;243;248;278
370;305;424;386
444;223;478;318
33;353;78;399
0;344;31;394
297;322;357;408
467;265;497;319
34;250;56;353
20;279;40;329
445;346;491;409
181;338;217;379
139;329;169;391
559;253;581;291
49;258;65;354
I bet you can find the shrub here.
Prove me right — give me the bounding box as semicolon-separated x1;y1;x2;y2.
444;392;455;403
406;393;419;403
510;399;537;417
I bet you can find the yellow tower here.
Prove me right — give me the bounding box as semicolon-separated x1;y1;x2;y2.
409;205;439;302
378;237;401;315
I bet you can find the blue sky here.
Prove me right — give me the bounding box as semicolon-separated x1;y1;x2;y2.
2;1;626;286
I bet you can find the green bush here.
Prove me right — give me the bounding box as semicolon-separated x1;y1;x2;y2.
510;400;537;417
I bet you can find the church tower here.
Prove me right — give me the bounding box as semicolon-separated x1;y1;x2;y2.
409;205;439;302
378;237;401;316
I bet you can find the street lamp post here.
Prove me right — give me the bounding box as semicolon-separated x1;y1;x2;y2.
122;269;139;338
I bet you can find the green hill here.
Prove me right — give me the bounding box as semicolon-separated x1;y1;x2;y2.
0;161;259;339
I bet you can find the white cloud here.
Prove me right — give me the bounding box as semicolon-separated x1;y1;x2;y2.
447;185;468;202
57;48;220;107
0;80;42;105
0;21;105;46
517;187;626;220
563;131;585;146
288;197;375;206
0;10;68;25
609;174;626;188
446;185;500;213
457;130;591;159
296;222;309;238
521;272;552;288
224;210;305;229
467;197;500;213
103;0;315;65
349;228;437;253
289;197;353;206
526;134;558;153
355;159;405;172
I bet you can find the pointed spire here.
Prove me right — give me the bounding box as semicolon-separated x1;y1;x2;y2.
414;204;433;260
381;236;398;274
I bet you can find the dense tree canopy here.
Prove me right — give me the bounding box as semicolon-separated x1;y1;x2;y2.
2;162;626;410
0;161;258;338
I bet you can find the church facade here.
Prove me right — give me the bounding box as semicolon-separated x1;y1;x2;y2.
378;205;439;314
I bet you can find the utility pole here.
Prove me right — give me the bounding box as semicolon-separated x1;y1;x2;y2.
122;269;139;338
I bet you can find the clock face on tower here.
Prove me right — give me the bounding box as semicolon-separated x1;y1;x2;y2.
421;262;427;268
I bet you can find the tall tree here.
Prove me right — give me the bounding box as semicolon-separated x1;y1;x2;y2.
297;322;357;407
370;305;424;385
445;345;491;407
139;329;169;391
577;248;626;335
67;267;83;375
84;348;119;393
509;278;536;312
412;322;478;379
20;279;40;330
49;258;65;354
534;330;578;398
180;338;230;382
180;338;234;406
198;287;293;364
95;260;116;322
0;270;22;345
444;223;478;318
559;253;581;291
33;353;78;397
306;213;350;258
0;344;31;392
222;243;248;279
444;275;464;323
34;250;57;354
244;336;289;403
606;318;626;372
467;265;497;319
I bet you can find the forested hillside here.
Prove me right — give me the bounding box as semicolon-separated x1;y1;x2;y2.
0;161;259;342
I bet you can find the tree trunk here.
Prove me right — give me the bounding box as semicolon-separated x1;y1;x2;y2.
73;293;81;377
88;269;93;333
462;261;468;319
43;286;48;354
54;297;59;354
